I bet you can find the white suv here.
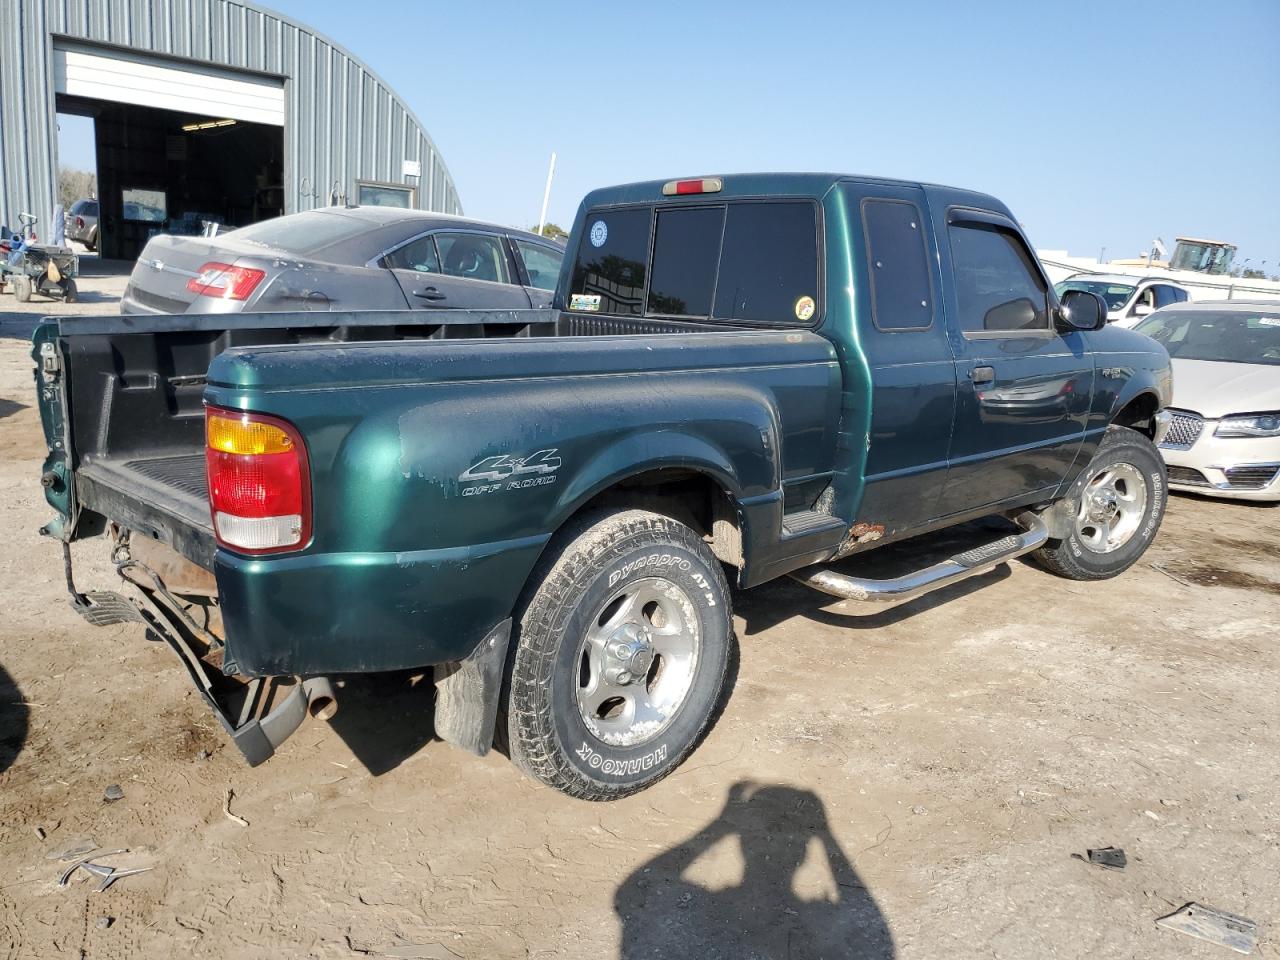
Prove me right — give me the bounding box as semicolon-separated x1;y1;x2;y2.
1054;273;1190;328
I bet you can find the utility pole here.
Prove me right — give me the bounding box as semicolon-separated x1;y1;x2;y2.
537;152;557;237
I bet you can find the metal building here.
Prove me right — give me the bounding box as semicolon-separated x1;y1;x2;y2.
0;0;462;259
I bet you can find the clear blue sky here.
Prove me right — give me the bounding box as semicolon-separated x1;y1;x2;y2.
58;0;1280;267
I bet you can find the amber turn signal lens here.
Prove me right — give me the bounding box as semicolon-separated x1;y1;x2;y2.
206;412;295;455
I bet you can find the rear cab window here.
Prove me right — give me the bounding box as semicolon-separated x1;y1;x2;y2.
567;200;819;324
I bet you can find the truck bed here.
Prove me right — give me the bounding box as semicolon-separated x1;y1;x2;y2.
43;307;732;569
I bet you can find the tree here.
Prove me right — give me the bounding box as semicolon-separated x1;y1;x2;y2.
58;168;96;210
529;222;568;241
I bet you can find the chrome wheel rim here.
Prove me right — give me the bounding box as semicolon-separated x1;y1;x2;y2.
1075;462;1148;553
575;577;700;748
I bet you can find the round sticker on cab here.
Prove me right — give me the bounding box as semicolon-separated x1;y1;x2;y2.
794;295;816;322
589;220;608;248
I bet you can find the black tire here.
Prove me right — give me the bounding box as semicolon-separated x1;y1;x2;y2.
13;274;32;303
86;229;97;252
62;279;78;303
1033;425;1167;580
505;509;733;800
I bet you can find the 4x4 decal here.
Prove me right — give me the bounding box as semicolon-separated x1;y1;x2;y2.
459;449;561;496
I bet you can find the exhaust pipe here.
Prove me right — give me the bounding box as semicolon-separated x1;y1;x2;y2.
301;677;337;721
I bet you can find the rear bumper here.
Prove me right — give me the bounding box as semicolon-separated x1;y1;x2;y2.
216;532;550;677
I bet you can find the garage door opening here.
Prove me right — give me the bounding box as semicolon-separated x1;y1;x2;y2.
56;96;284;261
52;42;286;261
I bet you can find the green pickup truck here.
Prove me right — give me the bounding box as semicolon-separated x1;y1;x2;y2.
34;173;1173;800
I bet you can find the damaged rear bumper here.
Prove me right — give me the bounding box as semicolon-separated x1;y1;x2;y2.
61;543;332;766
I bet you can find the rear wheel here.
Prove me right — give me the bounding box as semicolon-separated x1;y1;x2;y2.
13;274;32;302
1034;425;1167;580
505;509;733;800
62;279;78;303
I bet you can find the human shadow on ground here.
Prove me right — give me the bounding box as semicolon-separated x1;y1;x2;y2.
615;781;894;959
0;663;30;774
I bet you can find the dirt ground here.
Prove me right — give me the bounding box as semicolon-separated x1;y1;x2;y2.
1;272;1277;960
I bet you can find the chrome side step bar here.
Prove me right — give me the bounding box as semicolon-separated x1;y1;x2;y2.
789;516;1049;614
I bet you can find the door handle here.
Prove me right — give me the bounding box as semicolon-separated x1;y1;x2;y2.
970;365;995;385
413;287;446;301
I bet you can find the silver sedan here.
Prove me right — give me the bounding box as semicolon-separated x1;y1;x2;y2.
1135;301;1280;501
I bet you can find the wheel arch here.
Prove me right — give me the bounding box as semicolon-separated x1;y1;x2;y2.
1111;389;1163;438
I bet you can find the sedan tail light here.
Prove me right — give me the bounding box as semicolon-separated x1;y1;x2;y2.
187;262;266;300
75;215;85;228
206;407;311;553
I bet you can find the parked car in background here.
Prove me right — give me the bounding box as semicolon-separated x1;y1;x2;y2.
121;206;565;315
1054;273;1189;327
1137;301;1280;501
64;199;98;251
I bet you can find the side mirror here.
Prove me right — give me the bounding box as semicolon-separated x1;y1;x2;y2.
1132;303;1154;318
1058;290;1107;332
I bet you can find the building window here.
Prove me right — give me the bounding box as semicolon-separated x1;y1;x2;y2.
356;181;414;208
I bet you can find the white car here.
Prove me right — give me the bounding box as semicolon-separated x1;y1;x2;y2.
1055;273;1190;328
1135;301;1280;501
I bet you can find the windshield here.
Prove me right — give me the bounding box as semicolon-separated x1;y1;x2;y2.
1135;309;1280;366
1054;279;1135;311
228;210;367;255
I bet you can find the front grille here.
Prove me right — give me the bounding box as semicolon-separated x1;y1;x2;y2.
1224;465;1280;490
1167;465;1210;487
1160;410;1204;450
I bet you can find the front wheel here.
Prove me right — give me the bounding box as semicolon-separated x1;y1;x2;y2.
1033;425;1167;580
505;509;733;800
62;278;78;303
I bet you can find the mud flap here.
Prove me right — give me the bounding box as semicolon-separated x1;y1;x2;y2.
433;619;512;757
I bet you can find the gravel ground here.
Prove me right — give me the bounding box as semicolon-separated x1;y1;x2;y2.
0;274;1276;959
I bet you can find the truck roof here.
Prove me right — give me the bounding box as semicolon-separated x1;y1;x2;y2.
577;173;1010;217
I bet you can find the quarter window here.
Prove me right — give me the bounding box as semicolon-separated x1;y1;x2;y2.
714;202;819;323
515;239;563;290
383;235;440;273
948;222;1049;333
568;208;651;315
862;199;933;330
647;207;724;317
435;232;511;284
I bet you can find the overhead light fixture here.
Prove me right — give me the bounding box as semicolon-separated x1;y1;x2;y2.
181;119;237;132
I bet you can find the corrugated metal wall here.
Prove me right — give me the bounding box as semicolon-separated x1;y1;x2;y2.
0;0;462;235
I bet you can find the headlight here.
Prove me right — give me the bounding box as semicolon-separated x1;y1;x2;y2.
1215;413;1280;438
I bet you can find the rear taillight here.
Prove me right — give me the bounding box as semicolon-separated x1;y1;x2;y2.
205;407;310;554
187;262;266;300
76;216;85;228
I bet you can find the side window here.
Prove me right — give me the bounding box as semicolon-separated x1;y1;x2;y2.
647;207;724;317
383;234;440;273
948;222;1049;333
1173;288;1189;303
1154;285;1180;308
435;232;511;284
714;201;819;323
515;239;564;290
568;207;651;315
862;199;933;330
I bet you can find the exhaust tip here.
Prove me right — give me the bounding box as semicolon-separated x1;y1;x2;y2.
301;677;337;721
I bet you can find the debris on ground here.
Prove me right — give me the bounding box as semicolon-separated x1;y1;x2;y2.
95;917;113;930
911;805;927;815
32;825;46;841
1156;902;1257;955
45;838;98;861
1071;846;1127;870
223;787;249;827
103;784;124;803
58;850;152;893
